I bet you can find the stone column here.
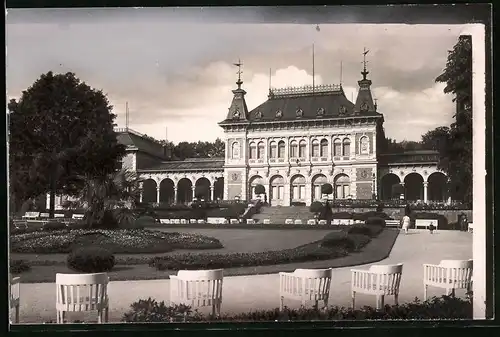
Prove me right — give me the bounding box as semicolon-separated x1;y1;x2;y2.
139;182;143;202
210;184;215;201
174;187;178;204
191;186;196;200
156;186;161;203
423;182;428;203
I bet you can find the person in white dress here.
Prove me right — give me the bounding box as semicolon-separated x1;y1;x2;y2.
401;214;410;234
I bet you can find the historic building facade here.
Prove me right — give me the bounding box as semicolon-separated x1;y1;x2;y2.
43;62;449;210
129;63;449;207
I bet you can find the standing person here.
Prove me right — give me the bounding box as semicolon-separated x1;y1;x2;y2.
461;213;468;231
401;204;411;234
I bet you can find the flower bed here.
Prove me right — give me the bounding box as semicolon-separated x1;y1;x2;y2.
10;229;223;254
329;199;471;210
120;295;472;322
149;226;380;271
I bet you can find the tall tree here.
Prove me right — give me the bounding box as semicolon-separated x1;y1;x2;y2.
435;35;473;202
421;126;451;152
8;71;126;216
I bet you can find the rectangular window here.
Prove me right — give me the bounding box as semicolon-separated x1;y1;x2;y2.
312;145;319;157
290;146;297;158
334;144;342;156
270;146;277;158
258;146;265;159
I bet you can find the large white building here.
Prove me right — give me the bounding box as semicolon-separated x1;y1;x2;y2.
133;65;448;207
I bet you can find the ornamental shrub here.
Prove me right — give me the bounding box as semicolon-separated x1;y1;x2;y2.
347;224;372;236
309;201;324;213
67;246;115;273
254;184;265;195
10;259;31;274
42;221;68;231
365;217;386;227
321;183;333;195
121;298;194;323
320;231;354;250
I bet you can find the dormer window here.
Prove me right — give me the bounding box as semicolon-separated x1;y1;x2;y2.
233;109;240;119
255;111;263;119
275;110;283;119
296;108;303;118
339;105;347;116
360;102;369;111
317;107;325;116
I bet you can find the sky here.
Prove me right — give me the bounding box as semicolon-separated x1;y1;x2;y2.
6;8;468;144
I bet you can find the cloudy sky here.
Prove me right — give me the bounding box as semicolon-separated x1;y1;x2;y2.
6;8;468;143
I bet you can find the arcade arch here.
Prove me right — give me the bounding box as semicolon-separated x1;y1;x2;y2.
380;173;401;200
269;175;285;206
290;174;306;202
311;174;328;201
141;179;157;203
159;179;175;204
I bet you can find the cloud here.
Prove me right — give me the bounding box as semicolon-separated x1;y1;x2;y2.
6;9;464;143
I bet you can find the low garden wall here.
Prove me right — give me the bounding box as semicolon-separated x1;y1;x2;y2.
330;207;472;223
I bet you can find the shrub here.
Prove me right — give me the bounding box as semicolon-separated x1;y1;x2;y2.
291;201;306;206
376;202;384;212
365;217;386;227
122;295;472;322
254;184;265;195
42;221;68;231
320;231;354;249
10;259;31;274
309;201;324;213
347;225;372;236
321;183;333;195
331;212;353;219
121;298;195;323
67;246;115;273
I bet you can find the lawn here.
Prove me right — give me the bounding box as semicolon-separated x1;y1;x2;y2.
11;228;399;283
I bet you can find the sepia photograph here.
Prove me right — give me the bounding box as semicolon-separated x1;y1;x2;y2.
6;6;490;327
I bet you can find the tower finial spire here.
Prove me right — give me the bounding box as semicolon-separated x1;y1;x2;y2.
312;43;315;93
361;47;370;80
233;58;243;89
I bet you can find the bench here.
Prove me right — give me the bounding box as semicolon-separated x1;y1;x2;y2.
180;219;188;224
285;219;294;225
72;214;84;220
197;219;206;224
159;219;170;224
247;219;255;225
309;219;319;225
22;212;40;220
415;219;439;230
468;222;473;233
190;219;198;224
385;219;400;228
230;219;239;224
263;219;271;225
294;219;303;225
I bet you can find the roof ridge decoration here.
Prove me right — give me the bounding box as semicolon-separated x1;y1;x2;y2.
269;84;341;99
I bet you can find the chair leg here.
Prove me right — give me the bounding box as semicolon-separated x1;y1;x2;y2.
394;294;399;306
351;291;356;309
105;307;109;323
323;298;329;310
280;296;284;311
424;285;428;301
211;304;216;317
217;302;221;317
450;288;456;297
97;310;102;324
375;295;385;310
15;305;20;323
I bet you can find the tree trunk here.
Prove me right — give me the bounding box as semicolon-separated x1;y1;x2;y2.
49;167;56;218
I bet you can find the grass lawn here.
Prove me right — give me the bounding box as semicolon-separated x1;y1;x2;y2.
12;229;399;283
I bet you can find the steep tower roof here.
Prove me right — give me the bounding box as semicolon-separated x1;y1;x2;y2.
354;48;376;113
224;59;249;122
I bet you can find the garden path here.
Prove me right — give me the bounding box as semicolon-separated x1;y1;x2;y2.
14;230;472;324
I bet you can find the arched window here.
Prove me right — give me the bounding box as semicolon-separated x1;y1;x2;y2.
257;142;265;159
290;140;298;158
359;136;370;155
335;174;351;199
320;139;329;157
312;139;320;157
278;141;286;158
333;138;342;157
299;140;307;158
270;141;278;158
249;142;257;159
342;138;351;156
231;141;240;159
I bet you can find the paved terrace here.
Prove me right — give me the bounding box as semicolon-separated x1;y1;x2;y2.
16;230;471;323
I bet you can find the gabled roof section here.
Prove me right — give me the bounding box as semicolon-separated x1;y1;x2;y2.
115;128;167;159
220;84;381;125
138;157;224;172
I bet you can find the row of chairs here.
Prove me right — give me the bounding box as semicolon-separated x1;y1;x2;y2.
9;259;473;323
158;218;367;226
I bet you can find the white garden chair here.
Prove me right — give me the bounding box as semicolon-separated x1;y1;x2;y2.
279;268;332;310
263;219;271;225
55;273;109;324
294;219;303;225
10;276;21;323
423;259;473;300
170;269;224;316
285;219;294;225
467;222;473;233
351;263;403;310
331;219;340;226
